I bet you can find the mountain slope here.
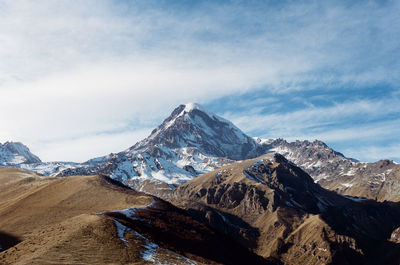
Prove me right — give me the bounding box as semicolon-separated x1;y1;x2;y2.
172;153;400;264
0;167;275;265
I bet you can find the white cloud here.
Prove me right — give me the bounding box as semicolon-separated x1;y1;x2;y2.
0;0;399;161
31;128;152;162
284;122;400;143
225;99;400;137
223;98;400;162
343;144;400;162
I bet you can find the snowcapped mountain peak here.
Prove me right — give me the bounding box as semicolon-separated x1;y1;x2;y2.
0;141;41;165
131;103;258;160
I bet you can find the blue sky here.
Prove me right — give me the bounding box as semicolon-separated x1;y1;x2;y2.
0;0;399;162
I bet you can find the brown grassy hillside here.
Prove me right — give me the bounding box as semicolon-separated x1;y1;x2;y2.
0;167;276;265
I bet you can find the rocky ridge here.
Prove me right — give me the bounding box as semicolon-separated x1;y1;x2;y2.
265;139;400;201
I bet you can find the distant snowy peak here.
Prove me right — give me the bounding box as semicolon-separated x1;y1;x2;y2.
141;102;245;143
261;138;359;182
0;141;41;165
130;103;258;160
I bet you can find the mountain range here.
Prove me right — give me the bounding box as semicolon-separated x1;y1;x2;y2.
2;104;400;264
1;152;400;264
2;103;399;201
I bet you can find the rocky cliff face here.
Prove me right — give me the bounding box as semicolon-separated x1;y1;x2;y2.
172;153;400;264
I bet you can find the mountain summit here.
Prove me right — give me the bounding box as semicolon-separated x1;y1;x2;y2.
131;103;258;160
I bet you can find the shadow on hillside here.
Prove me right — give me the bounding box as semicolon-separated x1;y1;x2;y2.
104;201;279;265
100;174;134;190
0;231;21;252
321;203;400;265
272;159;400;264
186;205;261;249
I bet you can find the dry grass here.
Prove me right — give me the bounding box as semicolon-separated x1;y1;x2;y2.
0;167;155;264
0;167;267;265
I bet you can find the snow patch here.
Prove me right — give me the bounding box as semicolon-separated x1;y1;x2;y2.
254;137;275;145
111;217;160;262
342;168;356;176
317;247;328;252
242;170;267;184
129;229;159;262
313;160;322;168
341;183;353;188
19;161;80;176
242;160;270;184
112;218;129;247
116;199;156;220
